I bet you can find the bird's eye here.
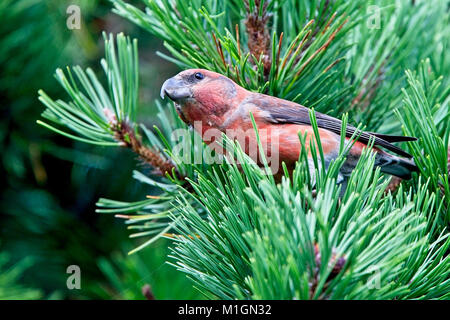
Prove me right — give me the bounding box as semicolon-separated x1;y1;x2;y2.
194;72;204;80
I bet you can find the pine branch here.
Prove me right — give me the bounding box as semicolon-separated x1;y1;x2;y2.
112;120;176;176
36;0;450;299
395;59;450;223
111;0;355;101
37;33;179;178
169;112;450;299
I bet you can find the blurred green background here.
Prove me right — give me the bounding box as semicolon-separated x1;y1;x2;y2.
0;0;201;299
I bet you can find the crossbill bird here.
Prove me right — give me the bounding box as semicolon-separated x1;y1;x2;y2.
161;69;418;182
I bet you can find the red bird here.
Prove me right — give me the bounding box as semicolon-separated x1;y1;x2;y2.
161;69;417;182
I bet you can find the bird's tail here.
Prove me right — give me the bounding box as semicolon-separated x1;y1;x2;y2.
376;151;418;180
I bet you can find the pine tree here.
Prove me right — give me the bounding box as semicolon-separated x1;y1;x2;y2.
37;0;450;299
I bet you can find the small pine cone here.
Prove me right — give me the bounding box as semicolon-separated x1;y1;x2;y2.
244;0;272;75
313;243;346;279
385;176;402;194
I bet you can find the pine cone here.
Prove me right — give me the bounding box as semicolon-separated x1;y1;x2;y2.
385;176;403;194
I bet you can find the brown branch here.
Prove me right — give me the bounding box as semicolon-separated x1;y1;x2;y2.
212;32;227;70
235;24;241;57
234;65;241;84
321;11;336;35
113;121;179;178
274;32;283;75
323;57;343;73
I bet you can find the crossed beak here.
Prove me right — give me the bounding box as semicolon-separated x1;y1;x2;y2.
160;76;192;101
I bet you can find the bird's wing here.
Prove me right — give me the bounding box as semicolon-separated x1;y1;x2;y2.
253;96;416;158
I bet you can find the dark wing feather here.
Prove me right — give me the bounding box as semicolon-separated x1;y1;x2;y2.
367;132;417;143
261;103;415;158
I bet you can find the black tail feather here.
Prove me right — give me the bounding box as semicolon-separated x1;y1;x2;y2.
368;132;417;143
378;155;419;180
